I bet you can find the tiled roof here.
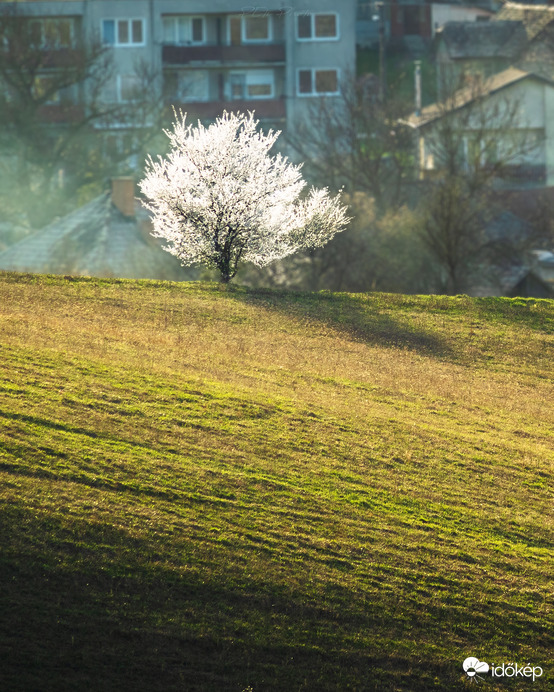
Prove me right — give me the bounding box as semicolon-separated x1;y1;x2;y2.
406;67;546;127
470;211;554;297
439;20;528;59
495;2;554;40
0;193;193;281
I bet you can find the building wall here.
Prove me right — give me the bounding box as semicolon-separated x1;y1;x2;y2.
420;78;553;183
431;5;492;38
436;41;511;99
85;0;159;104
389;0;432;40
544;86;554;185
284;0;356;131
0;0;357;136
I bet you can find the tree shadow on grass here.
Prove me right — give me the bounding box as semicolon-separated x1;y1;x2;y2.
228;287;458;362
0;501;475;692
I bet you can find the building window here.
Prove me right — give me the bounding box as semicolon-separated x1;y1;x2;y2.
105;75;142;102
162;16;204;45
102;19;145;47
296;13;338;41
297;68;339;96
119;75;143;102
226;70;274;100
33;76;60;104
165;70;209;102
243;16;270;41
228;15;273;44
29;18;74;48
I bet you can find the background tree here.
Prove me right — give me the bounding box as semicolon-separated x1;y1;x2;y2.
282;67;552;296
0;5;162;230
413;73;547;294
277;73;432;293
239;195;436;294
286;73;415;214
140;111;350;284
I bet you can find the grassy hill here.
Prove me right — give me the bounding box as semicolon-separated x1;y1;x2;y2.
0;272;552;691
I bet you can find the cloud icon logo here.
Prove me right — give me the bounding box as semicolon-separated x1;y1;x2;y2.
463;657;490;678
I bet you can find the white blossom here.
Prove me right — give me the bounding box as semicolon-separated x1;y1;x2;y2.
139;111;350;282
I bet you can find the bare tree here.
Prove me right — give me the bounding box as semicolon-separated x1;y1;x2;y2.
276;73;431;293
411;71;547;294
286;73;415;214
238;194;436;295
0;5;162;229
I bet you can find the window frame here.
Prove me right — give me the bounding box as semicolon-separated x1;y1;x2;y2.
169;69;210;102
117;74;143;103
29;18;75;48
227;14;273;45
162;15;205;46
101;18;146;47
226;70;275;100
295;12;339;42
296;67;340;97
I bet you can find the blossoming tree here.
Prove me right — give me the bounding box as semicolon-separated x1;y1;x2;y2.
140;111;350;283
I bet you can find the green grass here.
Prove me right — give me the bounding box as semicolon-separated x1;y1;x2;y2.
0;272;553;691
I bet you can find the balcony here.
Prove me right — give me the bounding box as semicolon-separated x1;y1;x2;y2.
162;43;285;66
40;48;83;69
39;104;85;124
166;99;286;120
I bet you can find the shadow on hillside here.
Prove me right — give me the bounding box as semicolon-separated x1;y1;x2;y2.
229;288;457;361
0;502;474;692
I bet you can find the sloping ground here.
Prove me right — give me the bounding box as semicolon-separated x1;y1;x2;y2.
0;273;552;691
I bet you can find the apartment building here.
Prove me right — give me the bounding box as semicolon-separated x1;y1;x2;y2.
1;0;356;136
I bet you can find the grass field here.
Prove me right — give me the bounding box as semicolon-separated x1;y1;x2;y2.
0;272;552;691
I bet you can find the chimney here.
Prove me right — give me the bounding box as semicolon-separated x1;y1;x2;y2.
111;177;135;217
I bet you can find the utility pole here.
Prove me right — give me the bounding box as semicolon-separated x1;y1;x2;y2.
375;2;386;102
414;60;422;116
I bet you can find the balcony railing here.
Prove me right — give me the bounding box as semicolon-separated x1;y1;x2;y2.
166;99;286;119
162;43;285;65
40;48;83;69
39;104;85;124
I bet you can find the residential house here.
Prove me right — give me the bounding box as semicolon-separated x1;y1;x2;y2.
407;67;554;187
435;4;554;93
0;178;194;280
469;221;554;296
387;0;495;50
435;20;528;97
495;2;554;42
430;4;493;38
389;0;434;49
530;249;554;288
472;256;554;297
407;66;554;296
495;3;554;78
